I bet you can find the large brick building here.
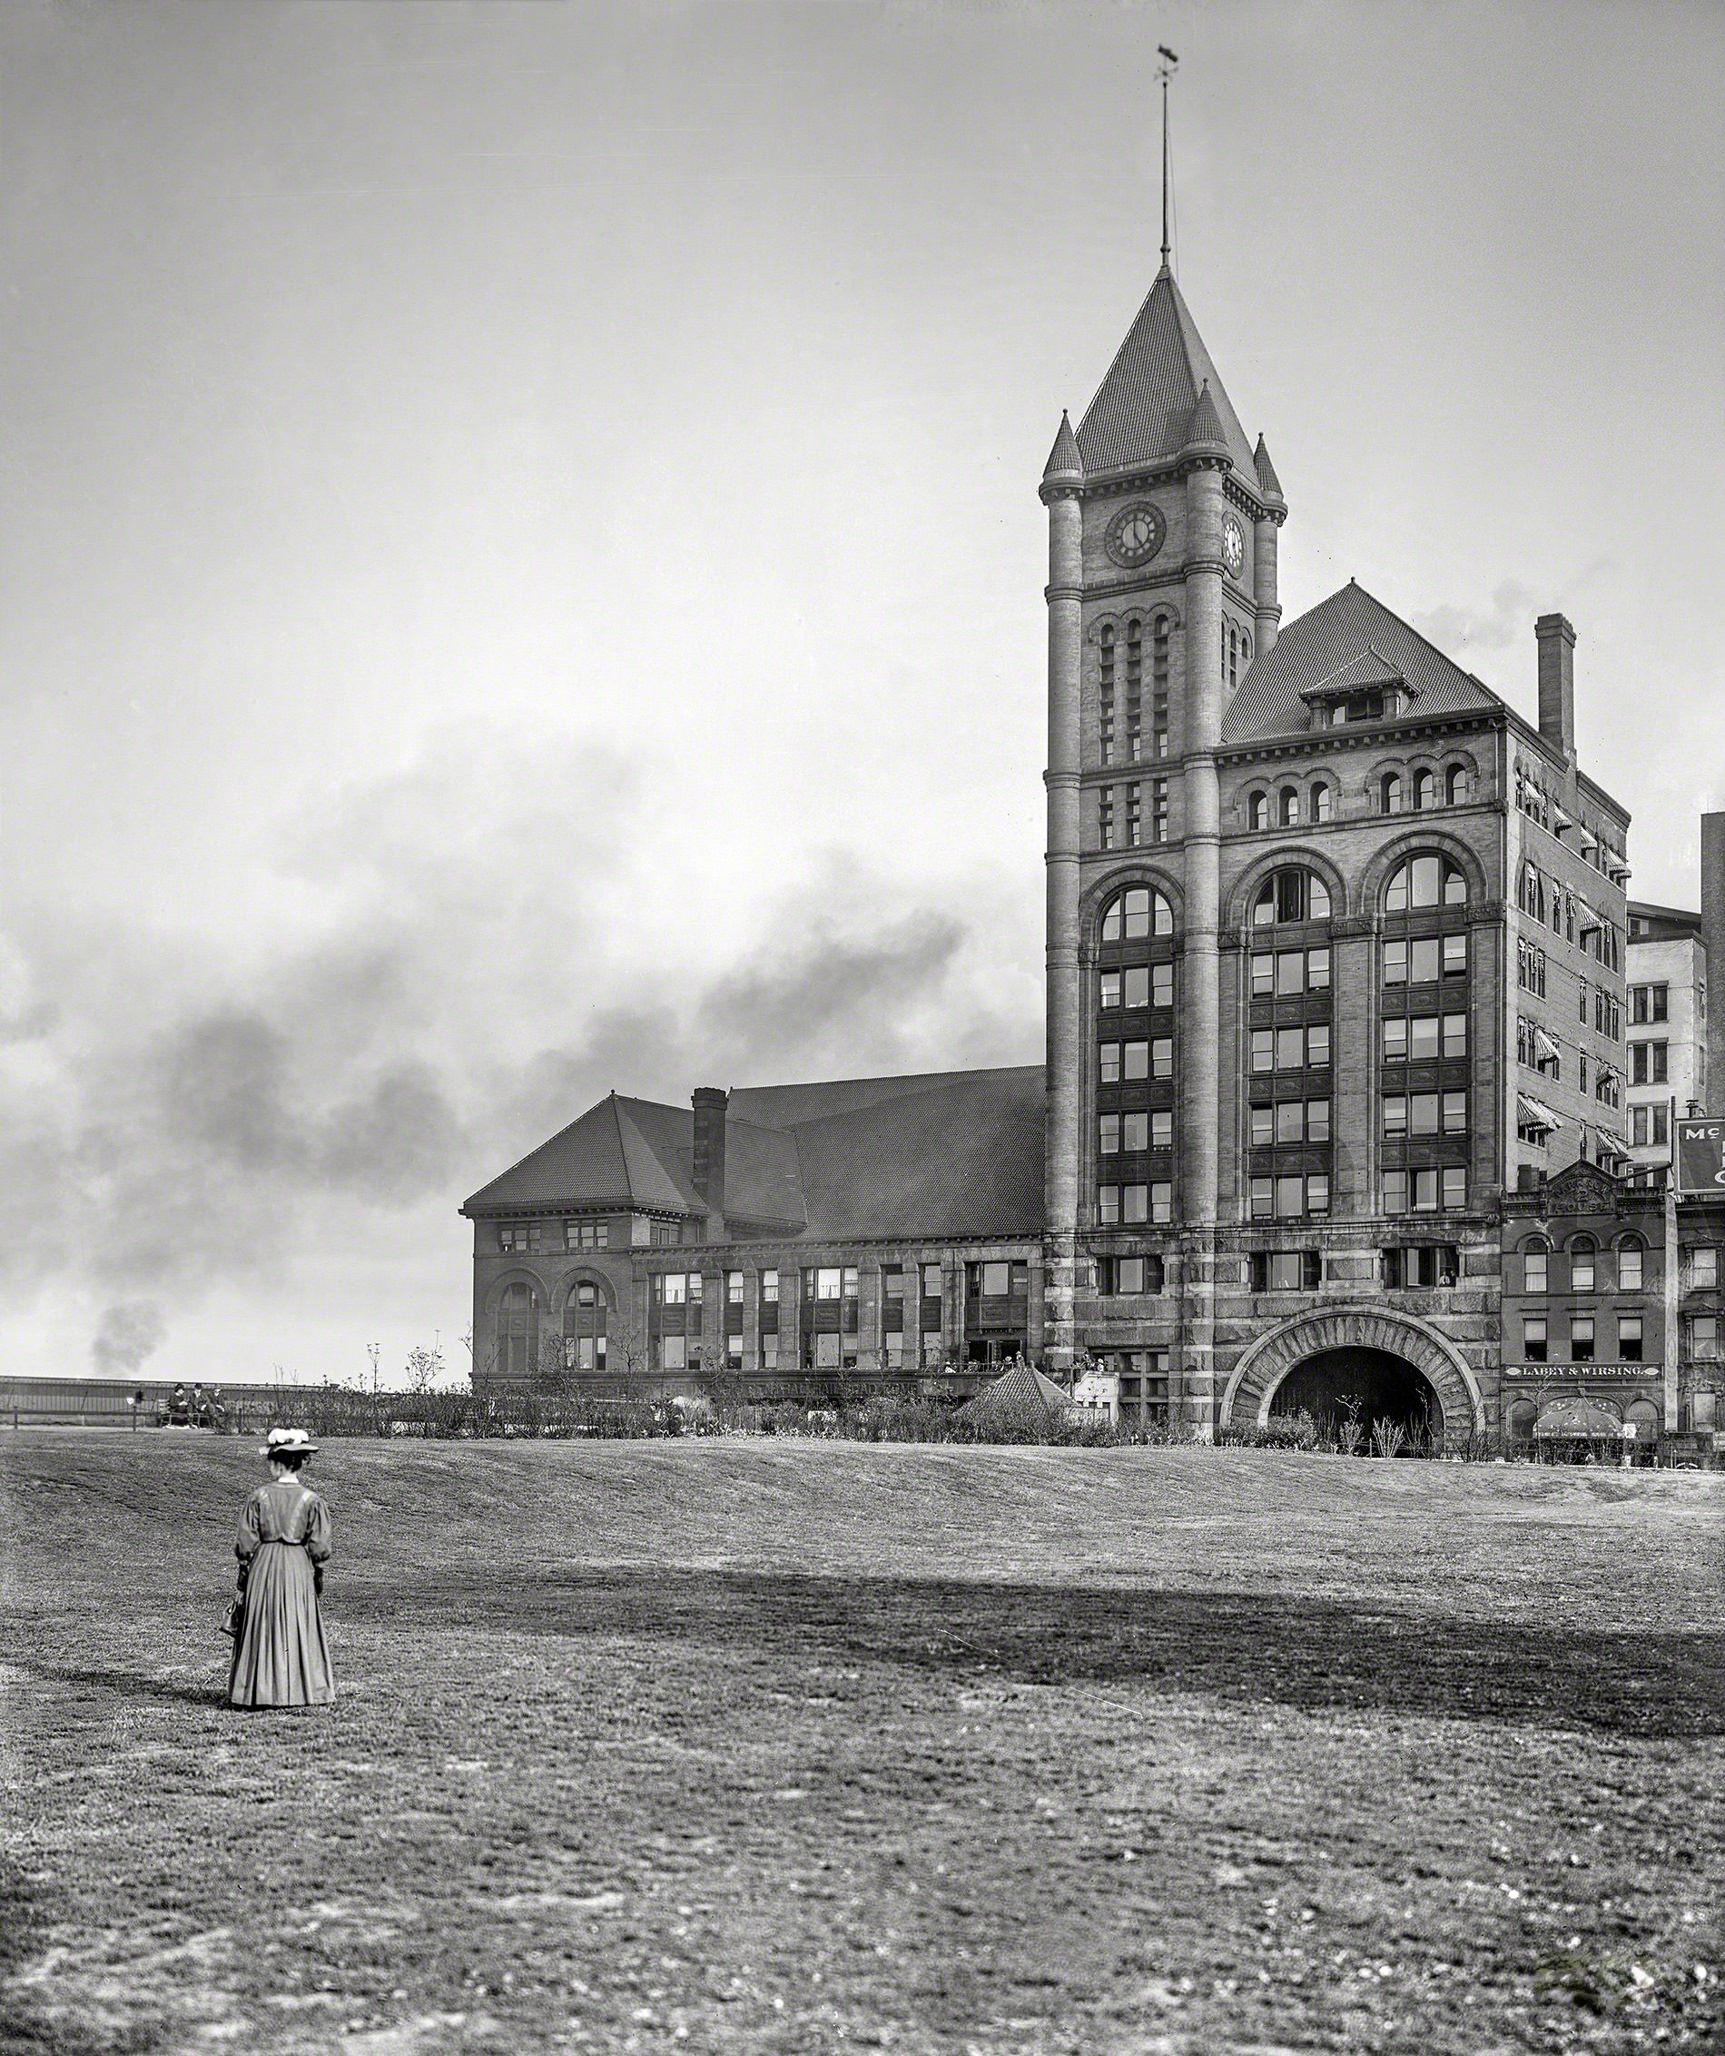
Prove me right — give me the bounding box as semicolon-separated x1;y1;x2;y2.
462;254;1702;1449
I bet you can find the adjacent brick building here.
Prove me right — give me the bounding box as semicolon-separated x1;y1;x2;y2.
461;254;1711;1453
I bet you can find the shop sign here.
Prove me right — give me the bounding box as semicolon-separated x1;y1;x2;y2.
1502;1363;1660;1382
1676;1119;1725;1194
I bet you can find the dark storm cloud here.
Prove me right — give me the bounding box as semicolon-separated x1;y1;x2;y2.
0;727;1028;1359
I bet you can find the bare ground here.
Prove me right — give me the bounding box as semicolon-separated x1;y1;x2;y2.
2;1437;1722;2055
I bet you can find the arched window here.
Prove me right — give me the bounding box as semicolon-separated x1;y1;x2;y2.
1100;884;1175;941
1617;1235;1645;1292
1445;764;1469;805
1252;866;1331;927
1385;854;1468;912
1228;623;1239;692
1382;772;1404;815
1522;1239;1549;1294
1518;862;1544;922
1242;630;1253;664
564;1279;609;1372
496;1280;538;1381
1413;770;1435;812
1278;785;1300;826
1311;781;1332;823
1249;790;1269;831
1569;1235;1596;1293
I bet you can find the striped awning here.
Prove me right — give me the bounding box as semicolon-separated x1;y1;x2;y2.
1533;1027;1563;1064
1518;1093;1564;1131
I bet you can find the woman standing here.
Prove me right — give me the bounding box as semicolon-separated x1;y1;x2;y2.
228;1427;334;1709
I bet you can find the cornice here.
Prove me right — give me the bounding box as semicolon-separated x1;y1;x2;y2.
1217;707;1507;767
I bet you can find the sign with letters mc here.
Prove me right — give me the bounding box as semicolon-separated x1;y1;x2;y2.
1676;1119;1725;1194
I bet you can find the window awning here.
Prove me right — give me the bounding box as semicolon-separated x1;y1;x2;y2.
1535;1398;1624;1440
1533;1027;1562;1064
1518;1093;1564;1131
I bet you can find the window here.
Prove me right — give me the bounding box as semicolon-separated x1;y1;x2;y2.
1251;867;1331;926
565;1281;609;1372
725;1270;744;1303
1413;769;1435;811
1384;934;1467;985
1258;1023;1329;1072
1445;765;1469;805
1278;786;1300;826
761;1269;780;1303
498;1222;541;1254
1098;787;1116;851
1124;784;1142;848
1097;1182;1172;1225
968;1260;1026;1299
1250;1250;1321;1291
495;1280;538;1379
1517;860;1544;916
1249;791;1269;830
1151;617;1170;756
1149;777;1169;844
1692;1248;1719;1290
1098;1253;1164;1296
1250;1097;1330;1145
1690;1314;1719;1360
1383;1245;1460;1288
1631;983;1670;1025
1101;885;1174;941
1382;772;1404;815
1630;1041;1669;1085
1382;1167;1465;1213
1381;1014;1466;1062
1571;1315;1596;1363
1618;1315;1644;1361
1311;781;1333;823
1250;947;1329;997
1517;940;1548;996
1523;1243;1549;1293
1249;1173;1329;1220
564;1219;610;1250
1387;854;1467;912
659;1334;688;1371
1569;1237;1596;1292
1523;1315;1548;1363
1618;1238;1644;1291
649;1221;682;1246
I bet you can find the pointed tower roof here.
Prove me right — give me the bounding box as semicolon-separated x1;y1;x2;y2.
1182;379;1230;460
1041;409;1082;487
1075;267;1261;483
1253;433;1285;503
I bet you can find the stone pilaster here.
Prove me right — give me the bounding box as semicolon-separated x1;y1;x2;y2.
1180;459;1227;1436
1042;486;1084;1370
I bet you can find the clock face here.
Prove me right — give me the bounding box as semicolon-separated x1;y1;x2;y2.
1221;514;1246;577
1104;501;1166;569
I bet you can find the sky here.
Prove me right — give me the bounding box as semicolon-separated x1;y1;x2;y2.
3;0;1722;1388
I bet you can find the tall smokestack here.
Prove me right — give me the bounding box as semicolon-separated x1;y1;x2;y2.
1703;813;1725;1116
1535;613;1576;760
691;1087;729;1240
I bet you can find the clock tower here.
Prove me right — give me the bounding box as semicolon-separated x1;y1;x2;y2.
1039;263;1287;1424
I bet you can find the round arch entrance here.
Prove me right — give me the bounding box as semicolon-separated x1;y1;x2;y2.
1271;1346;1440;1444
1219;1305;1485;1448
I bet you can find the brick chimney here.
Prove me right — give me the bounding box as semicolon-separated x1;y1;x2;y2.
1534;613;1576;759
1703;813;1725;1116
691;1087;729;1240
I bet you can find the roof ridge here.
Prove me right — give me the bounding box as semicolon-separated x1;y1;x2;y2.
1347;579;1514;717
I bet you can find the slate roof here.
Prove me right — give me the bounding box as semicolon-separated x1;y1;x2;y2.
961;1362;1073;1418
1041;409;1082;485
1074;265;1260;483
1253;433;1285;501
1223;581;1503;746
464;1067;1047;1243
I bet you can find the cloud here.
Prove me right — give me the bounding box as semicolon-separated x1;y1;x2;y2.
1410;579;1537;660
0;724;1035;1368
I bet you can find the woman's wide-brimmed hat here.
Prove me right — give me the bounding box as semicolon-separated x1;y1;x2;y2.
260;1426;319;1460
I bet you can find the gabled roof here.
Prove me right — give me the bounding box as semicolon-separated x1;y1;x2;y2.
962;1361;1072;1418
1075;265;1260;483
1223;581;1503;745
464;1066;1047;1242
1299;646;1409;702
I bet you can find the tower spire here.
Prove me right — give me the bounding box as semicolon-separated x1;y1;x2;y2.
1157;45;1179;271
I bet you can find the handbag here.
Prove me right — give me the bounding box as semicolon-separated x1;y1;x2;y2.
221;1591;244;1638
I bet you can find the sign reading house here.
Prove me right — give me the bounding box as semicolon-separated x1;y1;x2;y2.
1677;1119;1725;1194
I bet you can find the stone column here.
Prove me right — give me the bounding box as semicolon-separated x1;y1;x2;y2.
1253;515;1282;656
1179;461;1227;1438
1042;487;1084;1370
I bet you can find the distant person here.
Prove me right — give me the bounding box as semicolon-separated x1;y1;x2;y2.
191;1382;210;1428
168;1383;190;1427
227;1427;334;1710
207;1385;227;1433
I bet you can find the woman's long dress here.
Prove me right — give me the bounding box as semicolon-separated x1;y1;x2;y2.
228;1478;334;1708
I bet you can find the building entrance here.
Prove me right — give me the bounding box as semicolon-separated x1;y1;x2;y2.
1270;1346;1441;1447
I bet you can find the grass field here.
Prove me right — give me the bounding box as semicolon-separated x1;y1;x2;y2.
3;1438;1722;2056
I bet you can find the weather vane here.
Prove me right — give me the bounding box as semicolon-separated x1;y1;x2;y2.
1157;45;1179;270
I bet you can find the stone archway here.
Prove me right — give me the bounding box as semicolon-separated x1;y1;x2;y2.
1219;1304;1485;1445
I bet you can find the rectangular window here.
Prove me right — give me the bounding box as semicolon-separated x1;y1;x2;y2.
1651;1104;1670;1145
1308;946;1332;990
1383;938;1407;986
1619;1243;1643;1291
1150;776;1169;844
1384;1093;1407;1138
1251;1028;1274;1074
1099;1253;1164;1295
1250;1176;1273;1219
1441;1166;1466;1210
1691;1314;1719;1359
1150;1109;1172;1147
1308;1023;1331;1067
1276;949;1305;997
921;1263;942;1299
816;1267;844;1300
1443;933;1467;977
726;1270;744;1304
1383;1168;1407;1214
1523;1315;1548;1362
1571;1315;1596;1363
1099;968;1121;1010
1251;952;1274;998
1410;1015;1440;1061
1098;788;1115;851
1099;1041;1121;1084
1099;1113;1120;1156
1150;1181;1172;1222
1631;1104;1650;1147
1125;784;1142;848
660;1334;688;1370
1152;1037;1173;1079
761;1269;779;1303
1252;1250;1321;1292
1122;966;1150;1007
1443;1014;1467;1058
1383;1017;1408;1061
1442;1089;1467;1133
1383;1244;1460;1289
1250;1102;1273;1147
1571;1244;1596;1292
1274;1099;1303;1144
564;1220;610;1250
1151;962;1173;1007
1693;1248;1719;1289
1524;1246;1548;1292
660;1273;687;1306
1275;1025;1304;1072
1409;937;1440;983
1618;1314;1643;1361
